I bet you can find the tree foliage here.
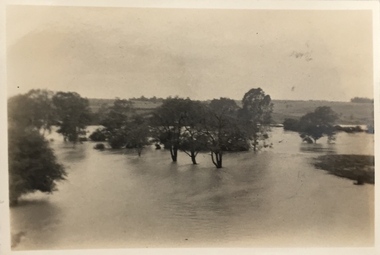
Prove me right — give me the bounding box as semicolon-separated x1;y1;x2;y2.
298;106;339;143
240;88;273;151
7;90;71;205
350;97;373;103
178;100;209;164
125;115;151;156
89;128;107;142
203;98;248;168
8;127;66;205
98;98;135;149
150;91;272;168
150;98;190;162
100;98;134;133
52;92;92;143
8;89;56;134
283;118;300;131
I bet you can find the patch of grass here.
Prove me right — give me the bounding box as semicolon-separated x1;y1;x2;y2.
313;154;374;184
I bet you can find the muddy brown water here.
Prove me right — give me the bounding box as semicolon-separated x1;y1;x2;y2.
10;127;374;249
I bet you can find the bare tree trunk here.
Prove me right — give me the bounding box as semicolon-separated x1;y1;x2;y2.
216;152;222;168
137;147;142;157
211;151;222;168
211;151;216;167
170;146;178;162
190;150;197;164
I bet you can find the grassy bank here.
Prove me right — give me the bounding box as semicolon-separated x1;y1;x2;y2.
313;154;374;184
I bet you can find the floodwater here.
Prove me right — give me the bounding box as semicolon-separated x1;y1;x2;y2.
10;127;374;249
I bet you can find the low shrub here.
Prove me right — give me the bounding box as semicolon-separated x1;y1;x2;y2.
94;143;106;150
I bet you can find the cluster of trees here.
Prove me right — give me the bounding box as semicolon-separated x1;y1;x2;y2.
283;106;339;143
8;89;92;205
92;98;150;156
90;88;273;168
9;87;343;205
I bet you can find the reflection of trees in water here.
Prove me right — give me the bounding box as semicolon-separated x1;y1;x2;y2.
60;143;88;162
299;143;336;154
202;170;239;218
11;197;62;249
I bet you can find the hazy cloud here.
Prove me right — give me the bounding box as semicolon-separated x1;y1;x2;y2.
6;7;374;101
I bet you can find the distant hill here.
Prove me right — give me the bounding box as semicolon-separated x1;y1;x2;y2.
88;98;374;125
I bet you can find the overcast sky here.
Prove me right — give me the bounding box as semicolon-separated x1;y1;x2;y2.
6;6;374;101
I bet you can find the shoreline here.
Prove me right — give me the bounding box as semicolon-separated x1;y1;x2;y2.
313;154;374;184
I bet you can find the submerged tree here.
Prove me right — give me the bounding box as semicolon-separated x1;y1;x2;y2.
100;98;134;133
150;98;189;162
178;100;209;164
283;118;300;131
298;106;339;143
239;88;273;151
99;98;135;149
203;98;247;168
52;92;92;144
125;115;151;156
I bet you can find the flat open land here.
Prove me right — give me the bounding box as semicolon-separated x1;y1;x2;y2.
88;98;374;125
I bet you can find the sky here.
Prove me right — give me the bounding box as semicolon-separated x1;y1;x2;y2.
6;6;374;101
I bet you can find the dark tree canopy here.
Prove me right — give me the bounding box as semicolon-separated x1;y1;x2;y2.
241;88;273;125
150;98;192;162
52;92;92;143
283;118;300;131
178;100;209;164
298;106;339;143
209;97;239;117
240;88;273;151
8;89;55;134
98;98;135;149
89;128;107;142
100;98;134;132
8;90;68;205
8;128;66;205
125;115;151;156
350;97;373;103
204;98;248;168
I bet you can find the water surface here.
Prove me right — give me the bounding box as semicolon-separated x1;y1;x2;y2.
10;128;374;249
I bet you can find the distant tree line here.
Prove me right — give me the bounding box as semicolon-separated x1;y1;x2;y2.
350;97;373;103
129;96;165;103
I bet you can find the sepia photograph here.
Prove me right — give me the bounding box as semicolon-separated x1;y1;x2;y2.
1;0;379;254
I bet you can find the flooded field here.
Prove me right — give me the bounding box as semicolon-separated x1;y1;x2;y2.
10;127;374;249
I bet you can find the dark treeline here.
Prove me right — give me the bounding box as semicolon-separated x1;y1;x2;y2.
9;87;347;205
350;97;374;104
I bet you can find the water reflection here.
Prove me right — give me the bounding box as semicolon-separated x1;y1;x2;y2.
11;196;62;249
299;143;337;154
56;142;88;163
